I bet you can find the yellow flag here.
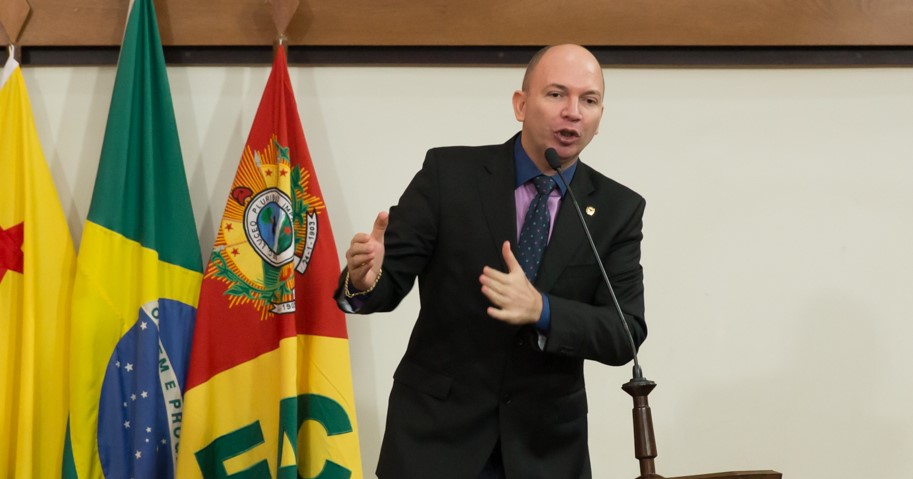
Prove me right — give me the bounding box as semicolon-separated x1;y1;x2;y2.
0;56;76;478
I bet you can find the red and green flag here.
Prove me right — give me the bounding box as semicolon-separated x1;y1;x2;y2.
64;0;203;477
177;47;362;478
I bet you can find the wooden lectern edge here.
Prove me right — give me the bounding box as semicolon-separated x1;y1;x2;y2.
664;470;782;479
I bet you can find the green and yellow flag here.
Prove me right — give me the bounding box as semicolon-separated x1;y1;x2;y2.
0;54;77;479
177;47;362;479
64;0;203;477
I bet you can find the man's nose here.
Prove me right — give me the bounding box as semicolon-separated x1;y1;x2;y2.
562;98;582;120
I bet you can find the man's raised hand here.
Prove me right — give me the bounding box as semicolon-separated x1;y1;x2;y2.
345;211;388;291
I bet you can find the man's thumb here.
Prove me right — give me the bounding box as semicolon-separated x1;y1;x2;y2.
501;240;521;272
371;211;389;241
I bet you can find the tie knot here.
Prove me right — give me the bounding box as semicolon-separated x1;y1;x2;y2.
533;175;556;196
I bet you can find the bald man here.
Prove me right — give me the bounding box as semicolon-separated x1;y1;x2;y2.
337;44;647;479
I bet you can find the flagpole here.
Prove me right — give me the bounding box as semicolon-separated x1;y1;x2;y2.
274;34;288;61
269;0;298;59
7;43;20;63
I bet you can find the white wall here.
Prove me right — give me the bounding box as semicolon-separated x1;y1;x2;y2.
24;63;913;478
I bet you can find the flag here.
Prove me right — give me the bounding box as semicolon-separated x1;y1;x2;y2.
63;0;203;477
0;54;77;479
177;47;362;479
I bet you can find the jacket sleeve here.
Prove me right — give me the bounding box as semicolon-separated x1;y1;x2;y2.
543;194;647;367
333;150;441;314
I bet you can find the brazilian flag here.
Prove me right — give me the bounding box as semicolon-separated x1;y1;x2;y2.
63;0;202;477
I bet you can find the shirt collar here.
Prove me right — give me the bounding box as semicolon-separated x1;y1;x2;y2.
513;135;577;196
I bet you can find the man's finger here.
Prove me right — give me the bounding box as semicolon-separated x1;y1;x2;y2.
480;282;506;306
501;241;522;273
347;241;373;258
371;211;389;242
486;306;509;321
349;252;375;268
349;232;372;247
480;266;509;285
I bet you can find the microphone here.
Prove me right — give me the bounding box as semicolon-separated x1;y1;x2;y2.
544;148;645;381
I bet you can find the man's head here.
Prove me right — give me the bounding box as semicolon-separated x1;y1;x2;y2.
513;44;605;172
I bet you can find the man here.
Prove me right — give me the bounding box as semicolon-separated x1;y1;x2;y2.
336;44;647;478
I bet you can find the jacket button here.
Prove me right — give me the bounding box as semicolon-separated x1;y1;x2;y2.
502;393;511;405
516;337;525;347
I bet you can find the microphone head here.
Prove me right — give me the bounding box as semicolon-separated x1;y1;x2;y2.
544;148;562;171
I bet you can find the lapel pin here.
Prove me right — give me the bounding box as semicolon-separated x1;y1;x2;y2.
586;206;596;216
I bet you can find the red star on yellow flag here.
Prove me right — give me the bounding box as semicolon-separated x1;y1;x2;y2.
0;222;25;282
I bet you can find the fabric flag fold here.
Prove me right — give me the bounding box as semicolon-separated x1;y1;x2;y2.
177;47;362;479
0;55;77;479
63;0;203;477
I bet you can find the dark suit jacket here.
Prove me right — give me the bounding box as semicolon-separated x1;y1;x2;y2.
336;135;647;479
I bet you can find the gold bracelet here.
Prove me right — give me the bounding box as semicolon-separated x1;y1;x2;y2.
344;269;382;298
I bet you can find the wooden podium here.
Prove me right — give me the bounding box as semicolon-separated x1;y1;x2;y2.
622;378;782;479
667;472;781;479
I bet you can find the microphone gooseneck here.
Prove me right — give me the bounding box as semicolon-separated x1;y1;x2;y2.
543;148;645;381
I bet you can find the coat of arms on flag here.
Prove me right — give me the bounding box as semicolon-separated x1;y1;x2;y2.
207;137;324;317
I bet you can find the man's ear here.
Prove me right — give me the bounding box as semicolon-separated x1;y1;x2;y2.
512;90;526;122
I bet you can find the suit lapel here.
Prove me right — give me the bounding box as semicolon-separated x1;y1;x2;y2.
477;138;518;268
535;161;596;292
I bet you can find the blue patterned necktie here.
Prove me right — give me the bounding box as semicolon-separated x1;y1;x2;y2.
517;175;557;281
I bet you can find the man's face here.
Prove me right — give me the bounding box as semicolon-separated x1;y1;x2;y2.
513;45;605;170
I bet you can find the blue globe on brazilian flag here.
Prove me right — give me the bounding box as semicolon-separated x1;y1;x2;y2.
96;299;196;478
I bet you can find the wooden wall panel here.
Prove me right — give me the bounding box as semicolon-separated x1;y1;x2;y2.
2;0;913;47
